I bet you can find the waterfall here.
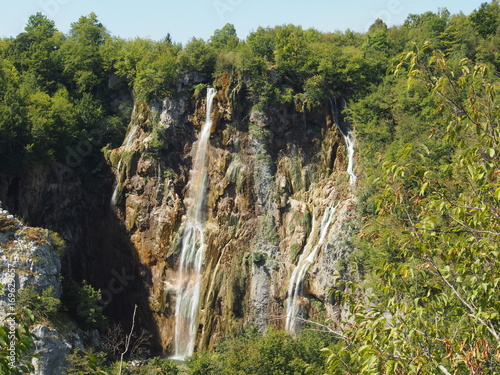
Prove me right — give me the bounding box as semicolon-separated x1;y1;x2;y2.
329;98;357;186
343;130;357;186
110;123;140;209
285;202;338;334
123;124;139;148
173;87;216;360
110;160;122;208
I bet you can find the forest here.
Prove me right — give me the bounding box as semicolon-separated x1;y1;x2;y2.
1;1;500;374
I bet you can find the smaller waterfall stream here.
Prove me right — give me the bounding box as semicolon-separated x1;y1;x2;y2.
110;160;122;208
343;130;357;186
329;97;357;186
285;202;338;334
110;124;140;209
173;87;216;360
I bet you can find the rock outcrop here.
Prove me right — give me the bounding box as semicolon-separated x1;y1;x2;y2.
31;325;74;375
0;204;62;306
0;205;80;375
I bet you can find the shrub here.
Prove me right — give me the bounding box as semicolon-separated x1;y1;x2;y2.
108;357;179;375
185;351;222;375
63;348;109;375
141;357;179;375
61;279;107;330
0;309;37;375
16;285;61;320
185;328;331;375
49;231;66;256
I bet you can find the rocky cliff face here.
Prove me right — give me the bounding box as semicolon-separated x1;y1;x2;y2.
0;205;82;375
0;73;357;356
0;141;159;350
107;75;358;352
0;205;62;300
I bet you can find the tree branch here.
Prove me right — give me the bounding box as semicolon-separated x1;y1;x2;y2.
294;317;348;340
449;215;500;237
438;364;452;375
426;258;500;345
119;304;138;375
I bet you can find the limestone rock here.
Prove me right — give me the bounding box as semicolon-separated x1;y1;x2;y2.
0;206;62;304
31;325;72;375
0;78;358;355
0;206;85;375
106;89;359;352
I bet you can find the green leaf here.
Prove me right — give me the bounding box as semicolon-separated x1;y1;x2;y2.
495;187;500;201
420;181;429;196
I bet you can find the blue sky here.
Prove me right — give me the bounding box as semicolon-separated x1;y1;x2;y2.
0;0;487;44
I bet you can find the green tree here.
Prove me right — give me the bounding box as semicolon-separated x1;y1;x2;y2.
59;12;109;93
8;13;63;92
469;1;500;38
274;25;311;84
440;13;478;59
403;9;451;48
364;19;389;51
0;59;29;172
210;23;239;51
16;285;61;320
62;279;107;330
63;348;109;375
246;27;276;63
177;38;216;76
134;37;178;101
25;87;79;161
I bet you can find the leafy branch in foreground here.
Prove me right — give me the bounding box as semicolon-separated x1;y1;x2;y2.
0;308;38;375
325;45;500;374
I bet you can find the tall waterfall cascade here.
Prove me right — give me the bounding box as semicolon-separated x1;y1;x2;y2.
173;87;217;360
285;202;339;334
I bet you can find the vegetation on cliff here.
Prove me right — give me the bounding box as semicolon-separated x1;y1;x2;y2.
1;1;500;374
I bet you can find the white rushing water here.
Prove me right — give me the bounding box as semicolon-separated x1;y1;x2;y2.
173;87;216;360
110;160;122;208
285;202;338;334
329;97;357;186
110;124;140;209
343;130;357;186
123;124;139;148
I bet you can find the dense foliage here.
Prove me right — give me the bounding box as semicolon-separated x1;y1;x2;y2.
0;4;496;175
325;46;500;374
327;3;500;374
2;1;500;374
0;309;36;375
185;328;332;375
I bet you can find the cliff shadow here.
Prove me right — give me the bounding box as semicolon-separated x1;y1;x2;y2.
0;157;163;353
